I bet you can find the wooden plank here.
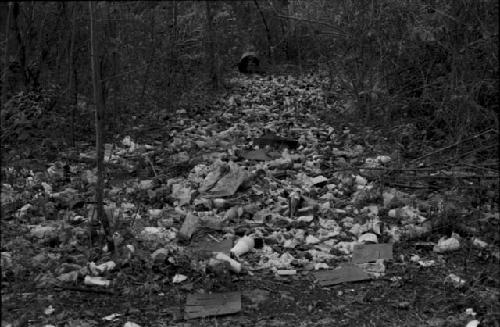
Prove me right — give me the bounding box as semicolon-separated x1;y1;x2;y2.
314;265;370;286
351;243;393;264
184;291;241;320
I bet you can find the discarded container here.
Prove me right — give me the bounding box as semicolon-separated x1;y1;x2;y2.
465;320;480;327
358;233;378;244
472;238;488;248
123;322;142;327
84;276;111;287
376;155;391;164
89;261;116;274
148;209;162;218
172;274;188;284
231;236;255;256
276;269;297;276
445;273;466;288
433;236;460;253
213;252;241;273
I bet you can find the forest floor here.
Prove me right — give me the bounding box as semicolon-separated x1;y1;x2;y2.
1;72;499;327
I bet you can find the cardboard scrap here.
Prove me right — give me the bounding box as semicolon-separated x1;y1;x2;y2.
254;134;298;149
351;243;393;264
203;162;248;198
184;291;241;320
179;214;200;241
314;265;370;286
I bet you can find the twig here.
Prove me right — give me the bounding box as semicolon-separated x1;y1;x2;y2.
411;129;496;163
382;182;433;189
144;154;158;177
55;285;115;295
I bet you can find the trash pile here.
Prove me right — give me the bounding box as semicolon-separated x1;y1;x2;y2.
1;74;498;325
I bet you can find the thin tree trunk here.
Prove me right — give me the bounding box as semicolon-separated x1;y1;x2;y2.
68;2;77;146
11;2;28;91
253;0;273;63
89;1;111;249
205;1;218;89
140;10;156;102
1;2;13;109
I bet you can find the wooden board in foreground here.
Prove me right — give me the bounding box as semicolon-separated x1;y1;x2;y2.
184;291;241;320
314;265;370;286
351;243;393;264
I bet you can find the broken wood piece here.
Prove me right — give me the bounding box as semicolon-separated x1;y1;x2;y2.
184;291;241;320
314;265;370;286
239;149;273;161
254;134;298;149
351;243;393;264
179;214;200;241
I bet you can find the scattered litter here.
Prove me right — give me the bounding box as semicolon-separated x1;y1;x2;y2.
203;162;248;198
411;255;435;267
139;180;154;190
465;320;480;327
194;237;233;256
184;291;241;320
297;215;314;223
388;205;426;223
254;134;298;149
29;225;57;239
311;176;328;186
212;252;242;273
433;236;460;253
445;273;466;288
44;305;55;315
151;248;170;262
148;209;162;218
358;233;378;244
276;269;297;276
123;322;141;327
239;149;273;161
102;313;121;321
140;227;176;242
89;261;116;275
472;238;488;248
376;155;391;164
179;214;200;241
84;276;111;287
231;236;255;256
305;234;320;245
173;274;188;284
465;308;477;317
172;183;194;205
314;263;329;270
356;259;386;277
57;270;79;282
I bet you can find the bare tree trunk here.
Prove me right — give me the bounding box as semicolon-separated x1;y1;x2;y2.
89;1;111;249
253;0;273;64
140;10;156;102
205;1;218;90
68;2;77;146
11;2;28;91
1;2;13;109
